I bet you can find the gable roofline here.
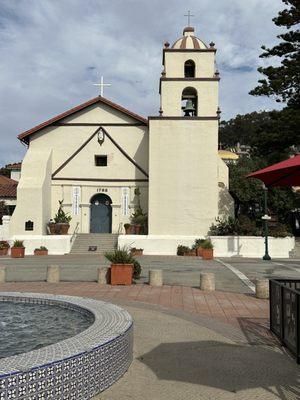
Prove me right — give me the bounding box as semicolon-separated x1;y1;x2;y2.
18;96;148;144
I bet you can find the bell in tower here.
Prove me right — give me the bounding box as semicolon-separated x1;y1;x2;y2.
181;87;197;117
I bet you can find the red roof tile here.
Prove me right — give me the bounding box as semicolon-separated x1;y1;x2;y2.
18;96;148;143
0;176;17;198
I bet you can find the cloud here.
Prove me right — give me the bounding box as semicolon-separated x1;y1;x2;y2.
0;0;284;165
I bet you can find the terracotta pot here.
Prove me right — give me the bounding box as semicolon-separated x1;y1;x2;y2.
110;264;133;286
133;224;141;235
124;225;131;235
34;249;48;256
11;247;25;258
57;223;70;235
202;249;214;260
131;249;143;256
0;248;8;256
196;247;203;257
48;223;57;235
183;250;196;256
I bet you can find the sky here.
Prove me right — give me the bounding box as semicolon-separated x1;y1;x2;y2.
0;0;285;166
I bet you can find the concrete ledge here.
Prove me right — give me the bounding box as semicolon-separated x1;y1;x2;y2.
119;235;295;258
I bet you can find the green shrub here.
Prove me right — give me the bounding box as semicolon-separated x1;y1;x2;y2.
105;247;142;280
202;239;214;249
177;245;190;256
133;260;142;279
35;246;48;251
192;238;206;250
54;200;72;224
209;217;239;236
13;240;24;248
105;247;133;264
269;223;291;238
237;215;261;236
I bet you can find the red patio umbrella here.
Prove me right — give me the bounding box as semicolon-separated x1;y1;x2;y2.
247;154;300;187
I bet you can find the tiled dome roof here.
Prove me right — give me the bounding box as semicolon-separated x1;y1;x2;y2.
171;27;208;50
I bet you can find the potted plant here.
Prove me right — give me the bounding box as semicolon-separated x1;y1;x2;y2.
130;203;148;235
130;247;143;256
202;239;214;260
49;200;72;235
0;241;10;256
11;240;25;258
34;246;48;256
177;245;190;256
184;248;196;256
105;247;134;285
192;239;206;257
124;223;132;235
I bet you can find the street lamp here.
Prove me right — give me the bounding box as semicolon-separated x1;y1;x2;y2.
261;184;271;260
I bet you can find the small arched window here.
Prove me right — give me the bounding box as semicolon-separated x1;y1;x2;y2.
181;87;198;117
184;60;195;78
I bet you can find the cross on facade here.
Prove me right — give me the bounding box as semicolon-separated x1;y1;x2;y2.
184;10;194;26
93;76;111;97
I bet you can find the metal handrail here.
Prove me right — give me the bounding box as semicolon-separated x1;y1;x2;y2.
70;222;80;244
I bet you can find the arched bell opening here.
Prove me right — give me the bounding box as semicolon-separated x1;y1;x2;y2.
181;87;198;117
90;193;112;233
184;59;196;78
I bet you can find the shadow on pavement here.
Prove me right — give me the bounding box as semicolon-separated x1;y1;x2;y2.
140;340;300;399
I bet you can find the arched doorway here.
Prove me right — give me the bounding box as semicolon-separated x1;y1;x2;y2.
90;194;112;233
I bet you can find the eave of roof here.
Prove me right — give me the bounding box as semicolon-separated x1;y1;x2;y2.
18;96;148;144
5;162;22;170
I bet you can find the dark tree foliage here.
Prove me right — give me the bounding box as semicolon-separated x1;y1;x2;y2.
229;156;299;222
250;0;300;107
219;108;300;164
0;167;10;178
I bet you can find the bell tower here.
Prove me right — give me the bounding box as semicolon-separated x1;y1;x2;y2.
148;26;221;236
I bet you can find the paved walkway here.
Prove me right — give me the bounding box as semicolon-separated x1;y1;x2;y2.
0;282;298;399
1;255;299;294
0;282;268;328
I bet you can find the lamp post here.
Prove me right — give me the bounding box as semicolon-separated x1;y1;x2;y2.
262;184;271;260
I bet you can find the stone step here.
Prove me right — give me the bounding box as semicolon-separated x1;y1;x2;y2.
70;233;118;254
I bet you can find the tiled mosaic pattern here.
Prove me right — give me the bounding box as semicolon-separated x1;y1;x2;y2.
0;292;133;399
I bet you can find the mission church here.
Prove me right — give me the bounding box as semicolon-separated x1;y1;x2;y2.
8;25;234;253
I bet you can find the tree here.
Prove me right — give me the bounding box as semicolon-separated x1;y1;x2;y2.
229;156;299;222
0;167;10;178
250;0;300;107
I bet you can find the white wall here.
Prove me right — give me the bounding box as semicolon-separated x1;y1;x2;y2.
210;236;295;258
8;235;71;255
119;234;295;258
9;148;52;235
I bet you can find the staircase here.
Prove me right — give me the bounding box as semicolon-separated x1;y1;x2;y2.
70;234;118;255
289;237;300;258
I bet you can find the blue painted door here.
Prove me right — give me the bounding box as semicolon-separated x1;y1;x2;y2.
90;195;112;233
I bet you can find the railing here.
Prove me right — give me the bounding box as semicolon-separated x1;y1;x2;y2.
70;222;80;245
269;279;300;364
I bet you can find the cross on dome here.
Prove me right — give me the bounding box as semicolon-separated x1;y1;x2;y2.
184;10;194;26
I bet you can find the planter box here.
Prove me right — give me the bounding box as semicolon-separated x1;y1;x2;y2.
183;250;197;256
48;223;70;235
34;249;48;256
202;249;214;260
124;225;131;235
196;247;203;257
11;247;25;258
0;248;9;256
130;249;143;256
110;264;133;286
